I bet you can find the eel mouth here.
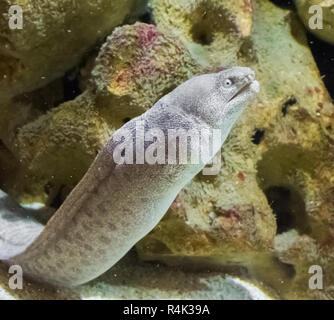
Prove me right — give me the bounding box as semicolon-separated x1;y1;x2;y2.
228;79;260;103
228;82;252;102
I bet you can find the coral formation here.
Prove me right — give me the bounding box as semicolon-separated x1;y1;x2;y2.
0;0;145;171
91;22;200;123
152;0;253;67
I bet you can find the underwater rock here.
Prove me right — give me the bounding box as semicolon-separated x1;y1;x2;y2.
135;0;334;299
0;0;334;300
0;79;65;149
11;93;110;204
91;22;200;124
0;78;65;194
4;22;199;204
152;0;253;67
0;0;142;100
295;0;334;45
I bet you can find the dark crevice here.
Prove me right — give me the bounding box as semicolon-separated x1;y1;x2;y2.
307;32;334;100
63;69;82;102
0;139;18;190
44;182;53;196
266;187;293;234
47;184;72;209
274;257;296;278
282;96;297;116
251;129;265;145
138;7;153;24
123;117;131;124
191;25;214;46
49;185;65;209
265;186;309;234
189;5;235;46
14;79;65;114
269;0;295;10
0;139;6;149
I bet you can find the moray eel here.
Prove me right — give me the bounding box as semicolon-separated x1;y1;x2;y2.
0;67;259;287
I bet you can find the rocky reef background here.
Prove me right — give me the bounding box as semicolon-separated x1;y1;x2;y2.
0;0;334;299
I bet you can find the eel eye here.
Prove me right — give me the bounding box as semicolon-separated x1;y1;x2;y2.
223;78;233;88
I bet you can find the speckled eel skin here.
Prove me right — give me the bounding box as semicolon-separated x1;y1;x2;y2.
0;67;259;287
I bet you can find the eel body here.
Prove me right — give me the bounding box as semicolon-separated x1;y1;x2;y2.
0;67;259;286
